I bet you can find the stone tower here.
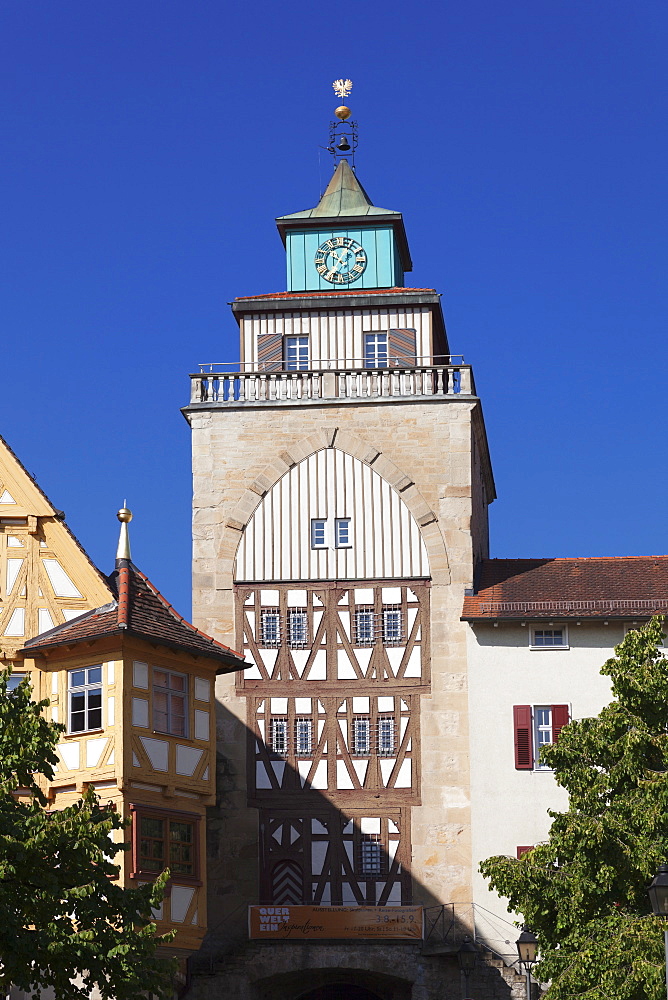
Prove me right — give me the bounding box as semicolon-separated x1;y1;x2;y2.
183;147;500;998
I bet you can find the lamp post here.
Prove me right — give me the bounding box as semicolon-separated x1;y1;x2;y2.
648;864;668;1000
458;934;477;998
516;926;538;1000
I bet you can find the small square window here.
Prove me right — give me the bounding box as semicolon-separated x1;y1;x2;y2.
284;336;309;371
382;608;403;645
271;717;288;756
135;811;197;879
355;609;375;646
530;627;568;649
311;519;327;549
6;673;26;693
295;718;312;756
287;609;308;647
378;716;395;756
335;519;351;548
153;668;188;737
260;610;282;647
364;333;388;369
352;717;371;755
69;665;103;733
359;834;384;876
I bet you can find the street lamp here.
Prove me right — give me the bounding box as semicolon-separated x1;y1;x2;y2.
458;934;477;997
516;926;538;1000
648;864;668;1000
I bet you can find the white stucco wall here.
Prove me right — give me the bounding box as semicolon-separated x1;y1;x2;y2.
467;619;623;960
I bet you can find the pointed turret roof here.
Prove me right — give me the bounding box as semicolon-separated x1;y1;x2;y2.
278;160;400;220
276;160;412;271
23;561;245;672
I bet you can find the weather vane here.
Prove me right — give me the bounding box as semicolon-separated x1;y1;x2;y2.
328;78;358;168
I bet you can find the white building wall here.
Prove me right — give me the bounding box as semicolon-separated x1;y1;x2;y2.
468;620;620;961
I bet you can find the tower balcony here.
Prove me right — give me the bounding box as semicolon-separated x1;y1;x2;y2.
188;357;475;407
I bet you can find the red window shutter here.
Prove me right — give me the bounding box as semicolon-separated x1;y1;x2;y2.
516;845;534;859
551;704;570;744
257;333;284;371
513;705;533;770
388;328;417;367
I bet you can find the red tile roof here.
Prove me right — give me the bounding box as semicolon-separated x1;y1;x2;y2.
24;561;245;670
462;557;668;620
234;288;436;302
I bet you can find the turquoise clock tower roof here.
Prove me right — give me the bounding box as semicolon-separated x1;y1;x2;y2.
276;160;412;277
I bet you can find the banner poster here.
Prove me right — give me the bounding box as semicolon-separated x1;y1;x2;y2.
249;905;423;940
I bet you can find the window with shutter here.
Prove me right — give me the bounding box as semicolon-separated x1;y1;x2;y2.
513;705;533;770
388;328;417;367
551;704;570;743
516;845;534;859
257;333;284;372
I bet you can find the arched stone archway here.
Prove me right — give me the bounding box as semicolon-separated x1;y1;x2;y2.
296;987;382;1000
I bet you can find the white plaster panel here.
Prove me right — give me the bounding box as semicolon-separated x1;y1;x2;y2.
352;759;368;785
51;673;58;694
85;738;108;768
4;608;24;636
336;760;354;789
132;698;149;728
382;587;402;603
175;745;204;776
260;589;280;604
287;589;308;607
385;884;402;905
297;760;312;787
337;650;357;679
386;647;404;675
42;559;82;598
132;751;140;766
133;661;149;689
51;706;58;722
107;696;115;727
170;886;195;923
361;817;381;834
403;647;421;677
295;697;311;713
194;677;210;702
194;709;209;741
379;759;395;785
256;762;272;788
395;759;412;788
107;661;115;685
378;696;395;712
37;608;53;634
311;841;328;875
308;650;327;680
139;737;169;771
272;761;285;786
291;650;309;677
311;760;327;789
352;697;369;713
58;742;80;771
271;698;288;713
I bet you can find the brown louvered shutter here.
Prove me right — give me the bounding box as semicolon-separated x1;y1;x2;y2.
516;846;534;859
513;705;533;770
551;704;570;744
257;333;284;371
388;328;417;367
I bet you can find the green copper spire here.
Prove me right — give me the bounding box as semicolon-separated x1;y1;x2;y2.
277;160;400;221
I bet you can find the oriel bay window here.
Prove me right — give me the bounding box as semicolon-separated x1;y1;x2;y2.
131;805;200;881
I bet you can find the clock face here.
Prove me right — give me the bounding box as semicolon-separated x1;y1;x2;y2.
314;237;367;284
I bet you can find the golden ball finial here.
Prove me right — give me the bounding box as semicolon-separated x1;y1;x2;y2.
335;105;351;121
117;505;133;524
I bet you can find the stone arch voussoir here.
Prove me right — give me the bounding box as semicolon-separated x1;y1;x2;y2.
219;426;451;584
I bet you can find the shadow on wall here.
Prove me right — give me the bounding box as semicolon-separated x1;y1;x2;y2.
183;700;526;1000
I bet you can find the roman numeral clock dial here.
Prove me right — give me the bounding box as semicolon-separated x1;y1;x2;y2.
314;237;367;284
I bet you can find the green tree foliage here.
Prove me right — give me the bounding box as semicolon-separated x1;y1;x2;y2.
481;617;668;999
0;669;175;1000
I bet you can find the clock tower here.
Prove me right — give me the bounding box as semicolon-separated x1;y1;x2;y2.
183;84;514;1000
277;158;412;292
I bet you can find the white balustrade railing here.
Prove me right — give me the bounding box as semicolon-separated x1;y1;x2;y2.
189;364;474;405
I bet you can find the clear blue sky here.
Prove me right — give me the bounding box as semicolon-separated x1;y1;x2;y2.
2;0;666;618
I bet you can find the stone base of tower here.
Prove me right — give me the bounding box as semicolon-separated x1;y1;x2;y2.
185;940;536;1000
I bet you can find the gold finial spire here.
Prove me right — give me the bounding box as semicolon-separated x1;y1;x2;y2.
332;78;353;121
116;502;132;562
